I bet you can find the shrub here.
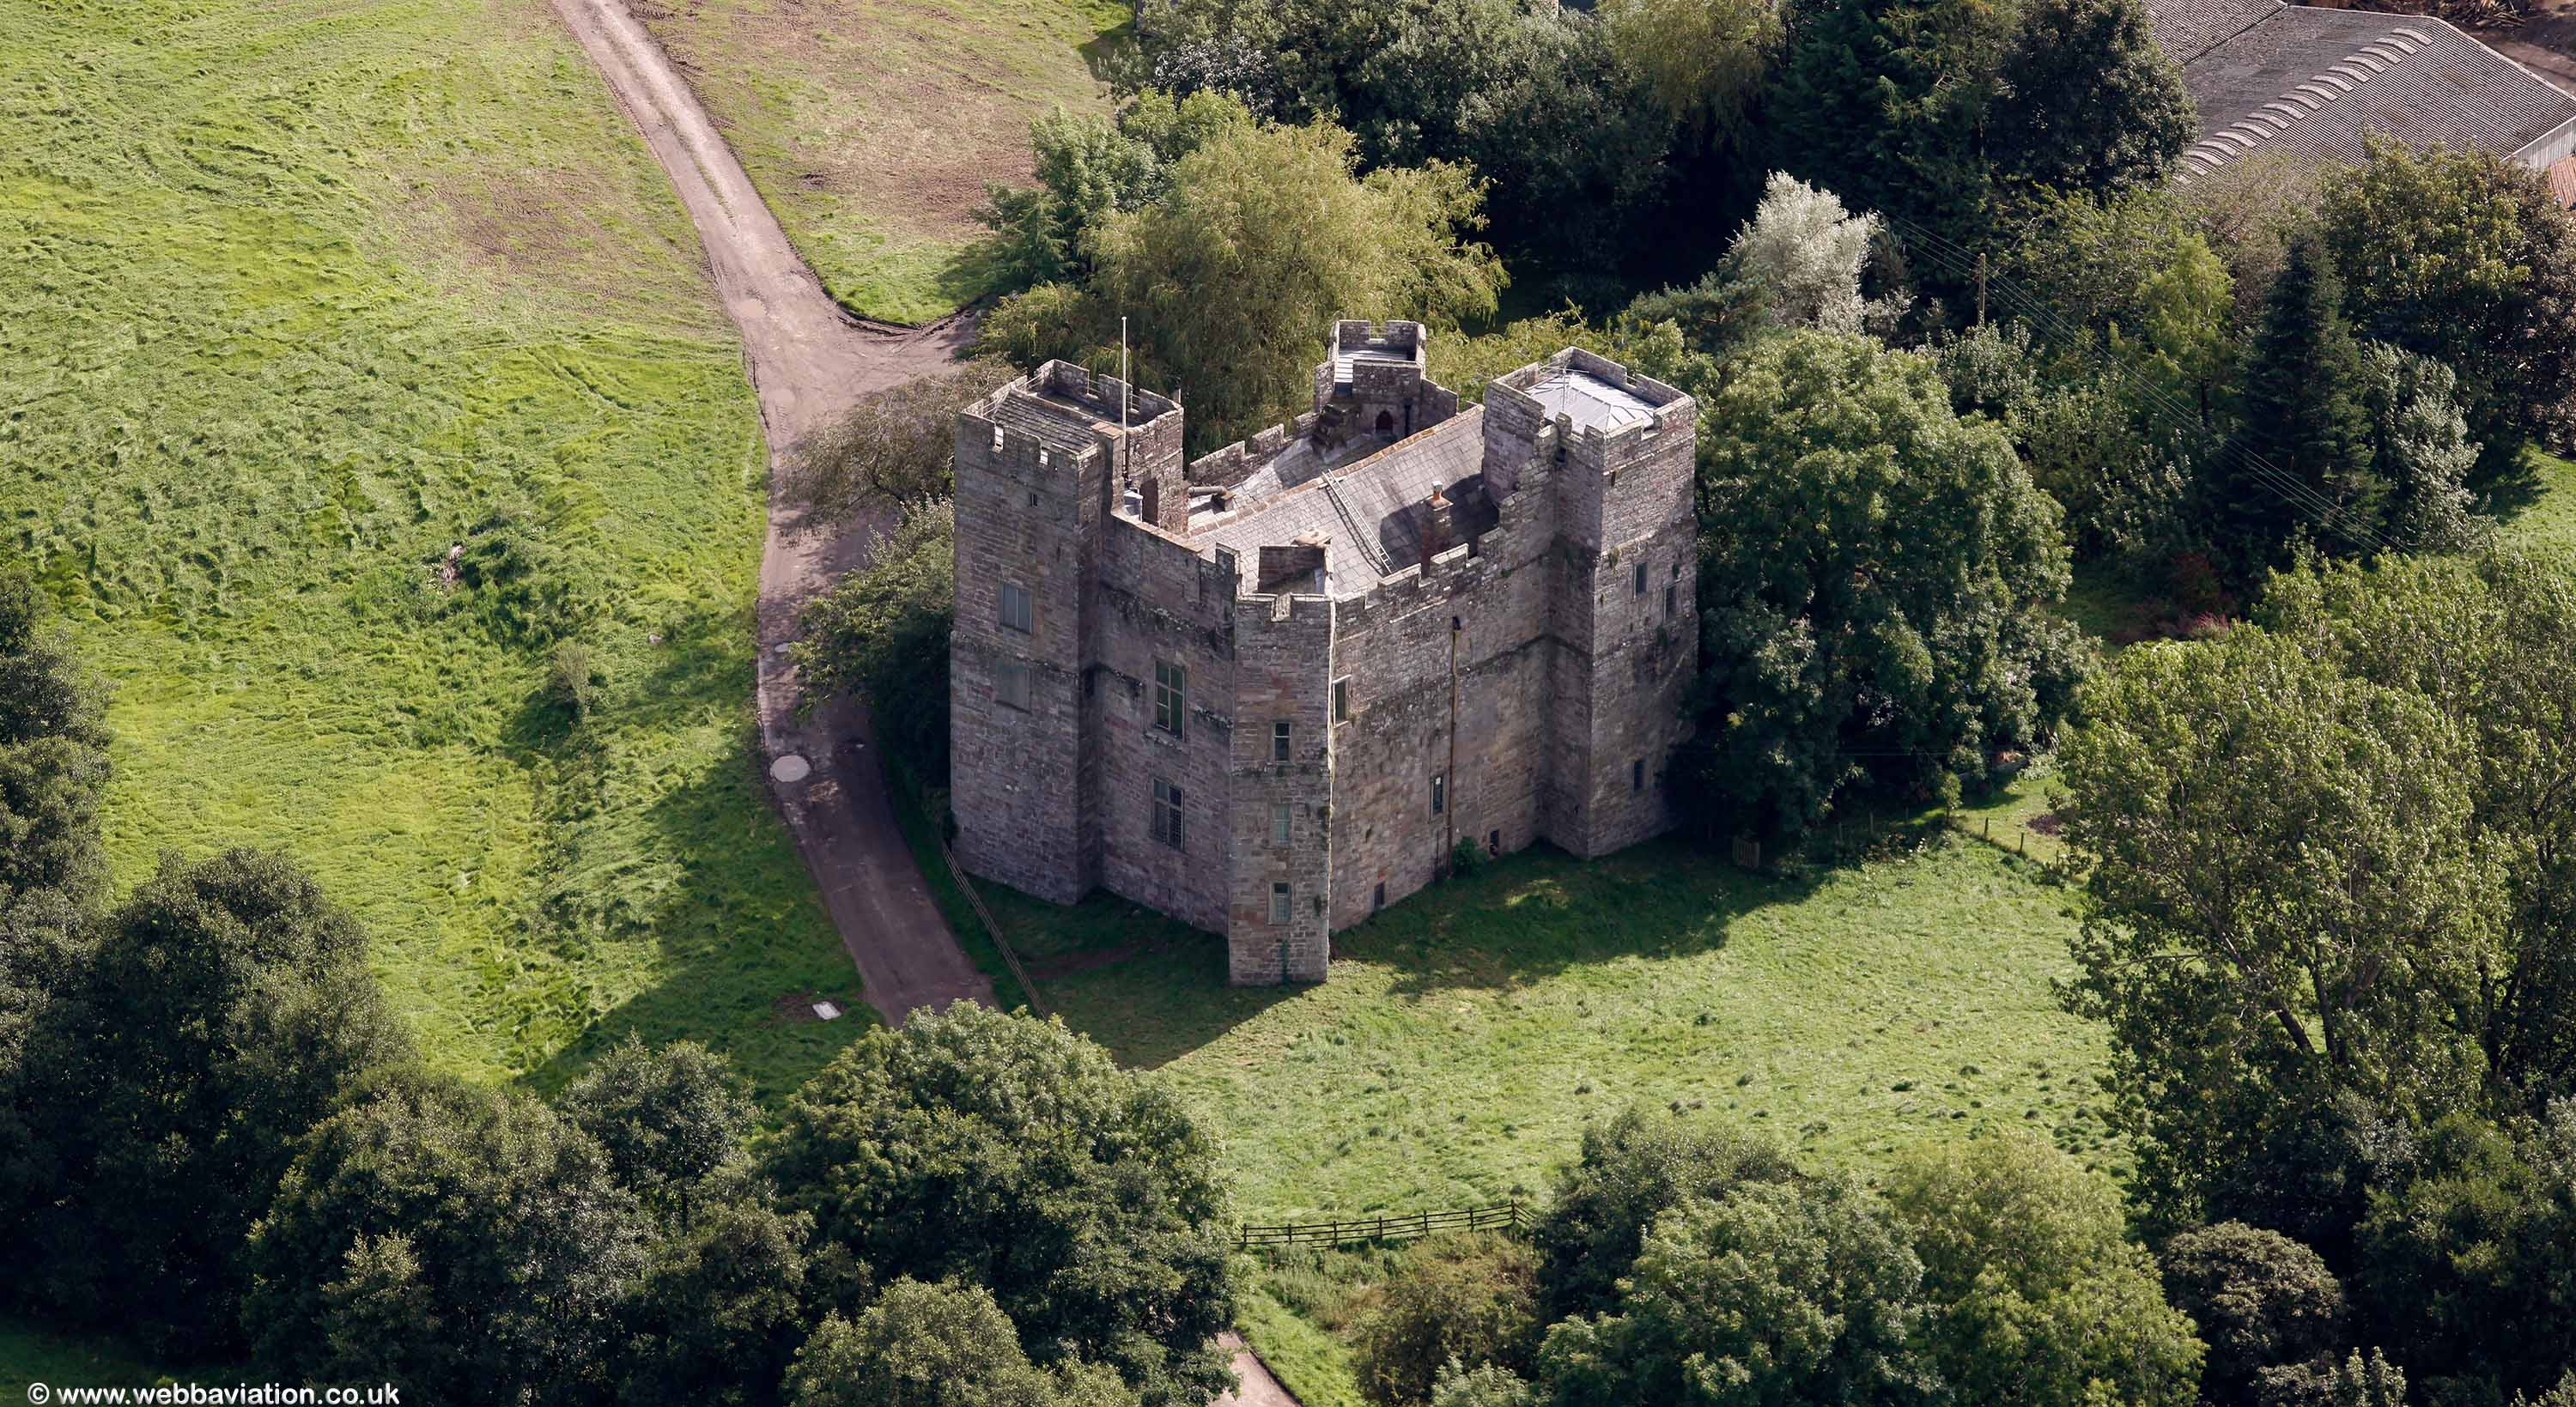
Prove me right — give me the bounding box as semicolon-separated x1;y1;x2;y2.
2160;1222;2348;1407
1354;1232;1539;1404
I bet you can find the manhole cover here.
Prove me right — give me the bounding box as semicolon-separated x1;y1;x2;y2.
769;753;812;783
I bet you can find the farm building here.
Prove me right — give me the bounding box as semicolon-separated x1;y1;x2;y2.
2149;0;2576;200
948;323;1698;985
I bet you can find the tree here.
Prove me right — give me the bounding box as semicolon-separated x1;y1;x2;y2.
1683;331;2091;835
2256;554;2576;1115
972;92;1254;293
1728;173;1894;335
2319;138;2576;485
2352;1110;2576;1404
990;117;1504;452
0;552;109;911
2354;343;2482;554
785;361;1015;522
559;1035;756;1225
792;503;955;779
1528;1107;1801;1323
1431;1362;1536;1407
2159;1222;2350;1407
1599;0;1777;141
762;1005;1233;1407
1534;1178;1936;1407
2222;233;2382;567
1885;1134;2203;1407
2257;1350;2411;1407
1986;0;2192;198
617;1200;814;1407
2;850;410;1355
1356;1232;1540;1405
246;1073;647;1403
783;1278;1136;1407
2056;626;2500;1232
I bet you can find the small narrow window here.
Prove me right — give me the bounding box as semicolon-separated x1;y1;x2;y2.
999;582;1033;634
1333;677;1351;723
1272;803;1292;847
1373;882;1386;910
1664;583;1678;620
1271;882;1292;925
1488;828;1501;855
1631;759;1645;792
1431;772;1447;816
1272;719;1292;762
994;661;1031;712
1153;659;1187;737
1152;779;1185;850
1633;561;1649;595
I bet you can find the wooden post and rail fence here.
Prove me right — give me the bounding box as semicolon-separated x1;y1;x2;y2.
1236;1202;1528;1250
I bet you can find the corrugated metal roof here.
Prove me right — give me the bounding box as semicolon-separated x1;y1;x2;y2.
2153;1;2576;178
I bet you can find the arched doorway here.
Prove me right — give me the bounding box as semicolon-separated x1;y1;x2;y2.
1140;476;1160;525
1374;409;1394;437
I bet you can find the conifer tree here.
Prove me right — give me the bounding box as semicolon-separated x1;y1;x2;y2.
2224;233;2381;567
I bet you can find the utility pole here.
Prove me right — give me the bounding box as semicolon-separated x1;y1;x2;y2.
1974;252;1988;328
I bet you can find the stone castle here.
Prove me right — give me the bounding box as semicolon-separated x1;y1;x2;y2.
948;321;1698;984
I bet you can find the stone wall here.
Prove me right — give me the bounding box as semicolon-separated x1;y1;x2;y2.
1227;592;1334;982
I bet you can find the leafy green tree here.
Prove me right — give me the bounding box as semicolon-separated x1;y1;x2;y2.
2056;627;2499;1232
1534;1178;1936;1407
1431;1362;1536;1407
2222;233;2383;567
1528;1107;1800;1323
987;117;1504;452
2354;343;2482;553
785;361;1014;522
1599;0;1778;141
559;1035;756;1225
2159;1222;2350;1407
1683;331;2090;835
1986;0;2193;198
2352;1110;2576;1404
784;1278;1135;1407
2257;1350;2410;1407
1730;172;1895;335
793;503;955;779
246;1073;647;1403
762;1005;1233;1407
1886;1134;2203;1407
617;1200;813;1407
1357;1232;1540;1404
2319;138;2576;485
0;554;109;910
973;93;1252;292
2257;553;2576;1114
2;850;410;1355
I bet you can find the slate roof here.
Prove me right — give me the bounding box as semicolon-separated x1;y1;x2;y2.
1193;411;1494;597
2151;0;2576;181
1523;367;1659;433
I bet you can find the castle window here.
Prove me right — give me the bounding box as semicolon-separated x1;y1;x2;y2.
1631;759;1645;792
1272;803;1291;847
1271;882;1292;925
995;661;1031;712
1153;659;1187;737
1152;779;1185;850
1633;561;1649;595
1488;828;1502;855
1664;583;1678;620
1272;720;1292;762
1333;677;1351;723
999;582;1032;634
1373;882;1386;911
1431;772;1446;816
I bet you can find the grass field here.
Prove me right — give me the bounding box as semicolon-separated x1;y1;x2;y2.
633;0;1130;322
2502;446;2576;559
1;0;866;1101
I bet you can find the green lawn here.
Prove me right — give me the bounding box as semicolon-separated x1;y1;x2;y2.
1;0;866;1101
0;1319;203;1406
2501;446;2576;559
634;0;1129;322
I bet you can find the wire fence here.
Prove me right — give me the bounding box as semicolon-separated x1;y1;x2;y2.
1237;1203;1528;1250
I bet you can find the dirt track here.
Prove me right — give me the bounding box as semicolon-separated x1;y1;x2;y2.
549;0;993;1022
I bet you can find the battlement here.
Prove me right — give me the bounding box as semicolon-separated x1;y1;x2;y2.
1485;349;1692;453
1187;410;1324;489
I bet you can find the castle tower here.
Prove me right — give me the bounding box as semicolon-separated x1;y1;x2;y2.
950;362;1181;904
1485;350;1698;855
